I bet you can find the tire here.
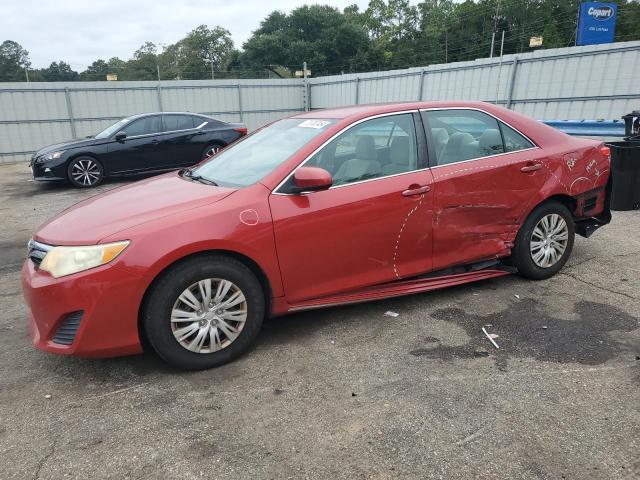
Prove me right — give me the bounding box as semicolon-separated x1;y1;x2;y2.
513;201;575;280
67;156;104;188
201;143;224;161
143;255;265;370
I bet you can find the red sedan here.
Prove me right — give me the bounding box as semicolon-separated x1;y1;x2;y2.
22;102;612;370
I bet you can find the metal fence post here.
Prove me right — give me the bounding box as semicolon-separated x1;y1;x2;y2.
302;62;309;112
64;87;77;138
355;77;360;105
506;57;519;109
237;84;244;122
156;84;163;112
418;70;426;101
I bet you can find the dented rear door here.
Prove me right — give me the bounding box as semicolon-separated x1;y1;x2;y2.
421;108;548;271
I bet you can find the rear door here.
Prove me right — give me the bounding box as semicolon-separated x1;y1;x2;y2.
161;114;206;167
104;115;166;173
421;108;548;271
269;112;435;304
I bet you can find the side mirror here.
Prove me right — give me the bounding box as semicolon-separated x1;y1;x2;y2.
291;166;332;194
115;131;127;142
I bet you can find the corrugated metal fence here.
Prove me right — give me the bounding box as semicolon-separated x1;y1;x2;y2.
1;41;639;164
309;41;640;119
0;79;304;163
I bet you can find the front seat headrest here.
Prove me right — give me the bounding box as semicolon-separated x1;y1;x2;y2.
355;136;377;160
390;136;411;166
479;129;503;155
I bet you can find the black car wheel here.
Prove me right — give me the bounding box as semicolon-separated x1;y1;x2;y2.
143;254;265;370
201;143;224;161
512;201;575;280
67;157;104;188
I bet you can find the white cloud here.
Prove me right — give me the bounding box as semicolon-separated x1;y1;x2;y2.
0;0;370;71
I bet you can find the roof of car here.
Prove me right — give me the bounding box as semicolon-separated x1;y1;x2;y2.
292;100;573;148
127;111;212;120
292;101;507;120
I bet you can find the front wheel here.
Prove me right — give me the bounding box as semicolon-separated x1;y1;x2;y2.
513;201;575;280
143;255;265;370
67;156;104;188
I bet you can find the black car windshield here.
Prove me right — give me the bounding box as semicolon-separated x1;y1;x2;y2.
94;118;129;139
191;118;335;187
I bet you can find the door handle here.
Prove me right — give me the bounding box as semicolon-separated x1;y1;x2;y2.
520;163;542;172
402;185;431;197
150;139;159;144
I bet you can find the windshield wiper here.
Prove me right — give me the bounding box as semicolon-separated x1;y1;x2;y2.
180;168;218;186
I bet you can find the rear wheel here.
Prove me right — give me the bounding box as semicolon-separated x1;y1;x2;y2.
201;143;224;161
67;156;104;188
143;255;265;370
513;201;575;280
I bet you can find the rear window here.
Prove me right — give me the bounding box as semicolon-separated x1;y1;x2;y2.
163;115;195;131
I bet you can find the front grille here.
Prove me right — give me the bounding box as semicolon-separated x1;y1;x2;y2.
27;239;52;265
52;311;83;345
30;163;45;177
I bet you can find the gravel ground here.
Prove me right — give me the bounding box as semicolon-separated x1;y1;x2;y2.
0;162;638;480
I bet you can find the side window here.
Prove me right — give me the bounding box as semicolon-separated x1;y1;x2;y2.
308;113;418;186
423;110;505;166
163;115;195;132
501;122;535;152
124;116;162;137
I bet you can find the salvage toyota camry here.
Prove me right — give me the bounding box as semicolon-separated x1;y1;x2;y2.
22;102;612;370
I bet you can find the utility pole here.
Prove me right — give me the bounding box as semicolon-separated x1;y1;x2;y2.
303;61;309;112
157;65;161;81
211;60;215;80
495;30;506;104
24;67;29;82
490;0;501;58
445;30;448;63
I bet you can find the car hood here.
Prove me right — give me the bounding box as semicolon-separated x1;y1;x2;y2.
34;172;236;245
34;137;103;157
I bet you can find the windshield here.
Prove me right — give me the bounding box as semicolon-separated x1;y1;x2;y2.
94;118;129;139
191;118;335;187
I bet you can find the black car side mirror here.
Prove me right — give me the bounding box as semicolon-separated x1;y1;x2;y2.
115;132;127;142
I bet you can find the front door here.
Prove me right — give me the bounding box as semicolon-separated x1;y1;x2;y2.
161;114;205;167
269;112;435;304
105;115;166;174
421;108;548;271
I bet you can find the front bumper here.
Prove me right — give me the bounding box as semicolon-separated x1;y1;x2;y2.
21;258;144;358
30;160;67;182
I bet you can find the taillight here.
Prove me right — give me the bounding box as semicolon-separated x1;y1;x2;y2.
234;127;248;136
599;145;611;161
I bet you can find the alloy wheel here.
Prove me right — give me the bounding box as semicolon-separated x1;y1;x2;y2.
170;278;247;354
203;146;221;160
530;213;569;268
71;159;101;186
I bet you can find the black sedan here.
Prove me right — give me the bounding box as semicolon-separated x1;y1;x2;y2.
30;112;247;187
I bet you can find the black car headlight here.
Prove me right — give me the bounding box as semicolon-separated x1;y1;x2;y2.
43;151;65;162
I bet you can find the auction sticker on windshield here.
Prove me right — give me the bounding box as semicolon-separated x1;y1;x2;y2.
299;120;332;129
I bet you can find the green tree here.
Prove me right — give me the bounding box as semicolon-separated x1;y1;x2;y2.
0;40;30;81
616;0;640;42
80;57;126;80
241;5;375;75
364;0;420;67
36;61;79;81
127;42;159;80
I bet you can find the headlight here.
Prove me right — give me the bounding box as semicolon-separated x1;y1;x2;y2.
40;241;130;278
44;151;65;161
